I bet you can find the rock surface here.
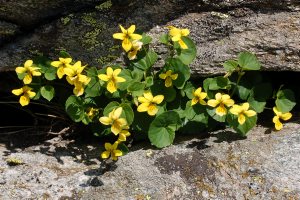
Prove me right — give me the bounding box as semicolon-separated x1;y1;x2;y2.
0;0;299;76
0;123;299;199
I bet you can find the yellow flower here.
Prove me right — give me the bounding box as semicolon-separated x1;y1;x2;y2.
98;67;126;93
64;61;91;96
12;86;36;106
15;60;41;84
117;127;131;142
159;70;178;87
229;103;256;125
272;107;292;130
113;25;143;52
207;93;234;116
101;142;123;161
168;26;190;49
191;87;207;106
99;107;128;135
51;57;72;79
128;40;143;60
86;107;99;119
137;91;164;116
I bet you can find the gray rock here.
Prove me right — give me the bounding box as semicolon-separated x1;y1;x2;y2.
0;0;299;77
0;21;20;45
0;123;299;199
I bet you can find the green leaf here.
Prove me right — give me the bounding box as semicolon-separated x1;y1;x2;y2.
132;50;158;71
44;67;57;80
223;60;238;72
145;76;154;87
179;120;207;134
248;83;272;113
183;81;195;99
85;67;103;97
103;101;120;116
140;33;152;45
131;111;153;133
227;114;257;136
177;37;196;65
159;34;169;44
208;76;229;90
127;82;145;97
120;103;134;125
117;69;133;91
65;96;84;122
148;111;181;148
59;50;72;58
238;52;261;70
40;85;55;101
118;143;129;156
150;81;176;102
184;102;208;123
275;89;296;112
165;58;190;89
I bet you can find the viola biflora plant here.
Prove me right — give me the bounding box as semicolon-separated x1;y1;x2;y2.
12;25;296;160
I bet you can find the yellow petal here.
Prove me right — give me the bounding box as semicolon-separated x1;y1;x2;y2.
137;103;150;112
24;60;33;68
130;34;142;40
230;105;241;115
281;112;292;121
66;76;74;85
171;35;181;42
113;68;121;76
73;86;84;96
57;67;65;79
106;67;114;77
114;76;126;83
165;77;172;87
113;150;123;157
207;99;219;107
111;122;122;135
181;29;190;36
107;80;117;93
127;25;136;34
101;151;110;159
23;74;32;84
64;68;74;77
147;104;158;116
138;96;149;103
113;33;126;40
51;61;62;68
194;87;202;96
27;91;36;98
112;107;123;119
238;114;246;125
273;107;280;116
242;103;250;111
128;50;138;60
122;38;132;52
105;143;112;150
59;57;72;64
159;73;167;80
152;95;164;104
216;105;227;116
178;40;188;49
99;116;112;125
12;88;23;96
118;133;127;142
199;92;207;100
98;74;109;81
16;67;26;74
273;116;283;130
215;93;222;100
119;25;126;34
191;98;198;106
223;99;234;107
143;91;153;101
244;110;256;117
20;95;30;106
169;27;181;37
31;71;41;76
171;73;178;80
199;99;207;106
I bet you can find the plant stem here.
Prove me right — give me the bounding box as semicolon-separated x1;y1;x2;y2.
230;71;244;97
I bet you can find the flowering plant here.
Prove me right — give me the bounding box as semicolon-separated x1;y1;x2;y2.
12;25;296;160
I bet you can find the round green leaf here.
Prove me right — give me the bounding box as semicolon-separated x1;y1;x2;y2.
176;36;196;65
238;52;261;70
148;111;182;148
40;85;55;101
206;107;227;122
65;95;84;122
103;101;120;116
275;89;296;112
227;113;257;136
120;103;134;125
165;58;190;89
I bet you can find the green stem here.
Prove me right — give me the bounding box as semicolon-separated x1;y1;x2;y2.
230;71;244;97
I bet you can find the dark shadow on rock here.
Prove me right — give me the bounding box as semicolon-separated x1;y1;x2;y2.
186;139;210;150
212;130;246;143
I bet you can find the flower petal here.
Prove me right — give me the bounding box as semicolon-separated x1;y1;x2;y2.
98;74;109;82
238;114;246;125
113;68;121;76
122;38;132;52
137;103;149;112
242;103;250;111
207;99;219;108
105;143;112;151
119;25;126;34
112;107;123;119
152;95;164;104
20;95;30;106
24;60;33;68
181;29;190;36
273;116;283;130
178;40;188;49
101;151;110;159
199;99;207;106
113;150;123;157
16;67;26;74
171;73;178;80
113;33;125;40
244;110;256;117
191;98;198;106
115;76;126;83
273;107;280;116
51;61;61;68
130;34;142;40
165;77;172;87
230;105;241;115
107;80;117;93
159;73;167;80
147;104;158;116
99;116;112;125
27;91;36;98
12;88;23;96
223;99;234;107
216;105;227;116
23;74;32;84
143;91;153;101
281;112;292;121
127;25;135;34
